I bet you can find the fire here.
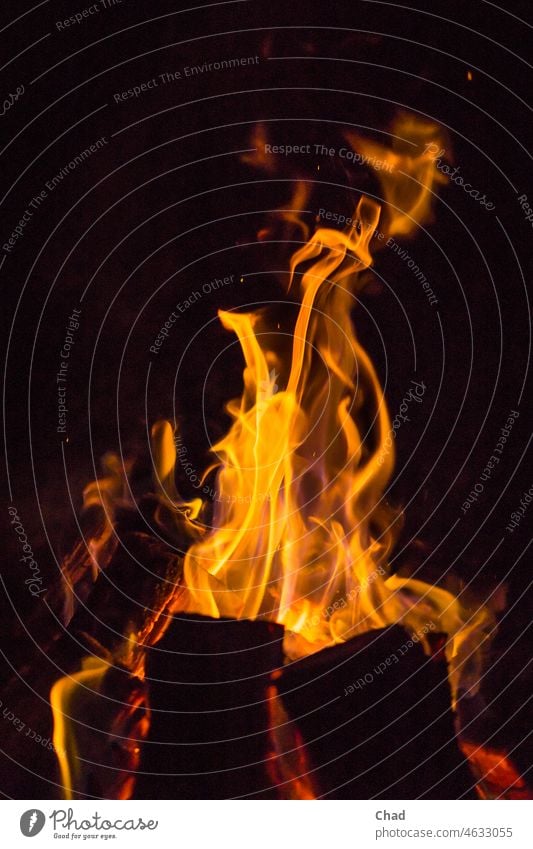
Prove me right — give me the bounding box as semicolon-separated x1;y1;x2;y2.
50;115;492;798
162;118;490;691
50;657;110;800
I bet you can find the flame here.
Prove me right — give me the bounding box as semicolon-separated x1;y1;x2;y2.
50;656;110;799
345;115;448;236
51;115;492;798
460;741;532;800
180;195;396;646
241;123;277;173
265;683;317;799
167;119;489;692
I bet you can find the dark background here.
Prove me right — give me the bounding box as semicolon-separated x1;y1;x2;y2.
1;0;532;789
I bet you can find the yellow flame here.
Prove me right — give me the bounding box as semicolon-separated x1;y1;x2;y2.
52;116;491;799
59;455;131;624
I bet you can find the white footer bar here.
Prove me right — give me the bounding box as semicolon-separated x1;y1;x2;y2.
3;799;530;848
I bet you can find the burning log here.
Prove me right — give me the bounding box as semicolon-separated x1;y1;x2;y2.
459;741;532;800
276;625;477;799
135;614;285;799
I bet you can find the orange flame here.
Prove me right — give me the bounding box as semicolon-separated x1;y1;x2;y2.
163;120;490;693
179;196;395;646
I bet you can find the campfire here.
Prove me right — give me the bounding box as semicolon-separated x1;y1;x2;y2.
45;116;507;800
